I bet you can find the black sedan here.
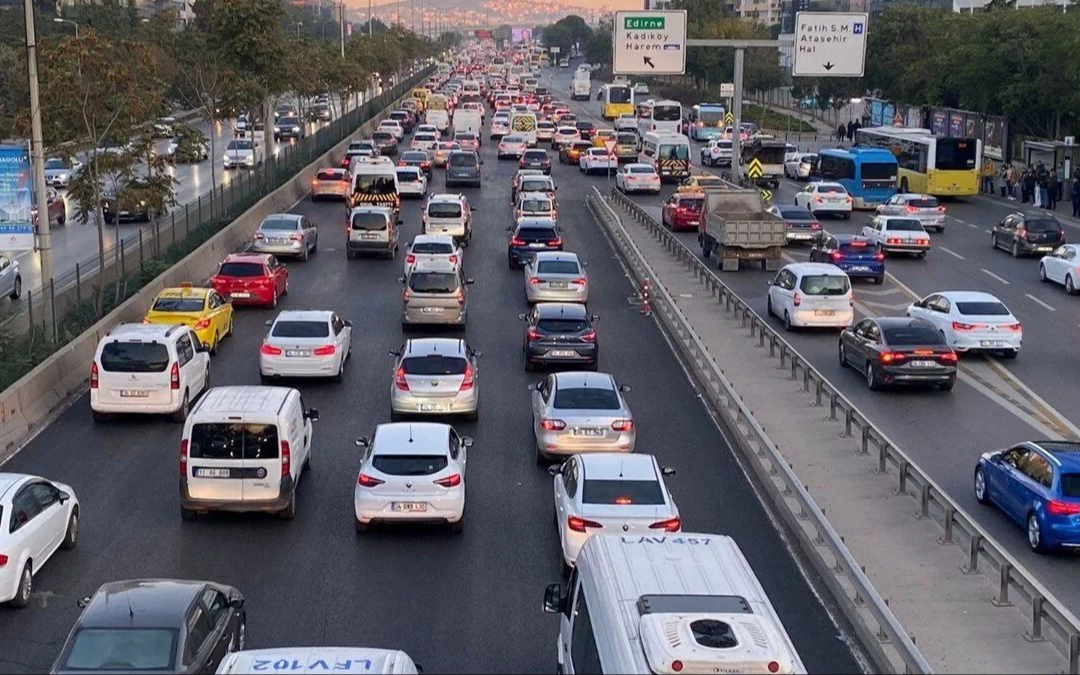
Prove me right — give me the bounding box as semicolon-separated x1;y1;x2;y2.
274;116;305;140
519;149;552;174
575;120;597;141
522;302;599;371
52;579;245;674
101;179;157;224
507;218;562;269
839;317;957;391
399;150;433;175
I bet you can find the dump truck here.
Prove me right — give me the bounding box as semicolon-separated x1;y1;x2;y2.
697;187;787;272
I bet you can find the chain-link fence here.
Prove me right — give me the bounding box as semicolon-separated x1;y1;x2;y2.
0;66;434;391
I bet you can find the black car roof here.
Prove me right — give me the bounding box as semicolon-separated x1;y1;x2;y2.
78;580;214;629
536;303;587;319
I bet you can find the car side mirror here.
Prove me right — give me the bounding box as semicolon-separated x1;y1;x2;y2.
471;206;477;211
196;342;209;354
345;320;354;328
543;584;565;614
619;384;632;393
389;348;401;357
77;596;92;610
462;437;474;448
398;276;407;284
590;315;600;322
355;437;370;448
767;280;774;286
661;466;676;477
990;454;1003;465
229;597;245;610
548;464;563;477
398;219;405;225
466;278;475;285
58;491;71;504
265;320;274;326
305;409;320;422
527;383;538;391
519;313;528;320
506;226;514;232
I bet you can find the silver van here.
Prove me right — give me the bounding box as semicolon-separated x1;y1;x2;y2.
347;206;400;260
400;261;474;330
445;150;482;188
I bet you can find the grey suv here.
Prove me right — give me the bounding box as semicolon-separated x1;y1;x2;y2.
400;262;474;330
446;151;482;188
347;206;400;260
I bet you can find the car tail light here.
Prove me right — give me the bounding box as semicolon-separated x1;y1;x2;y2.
254;233;265;240
874;252;885;261
194;318;212;330
905;205;917;214
572;278;587;286
550;237;563;247
879;352;906;364
313;345;336;356
649;517;681;532
179;439;189;476
435;473;462;488
1002;322;1022;332
541;418;566;431
952;321;985;331
672;660;684;673
0;555;8;568
845;196;853;203
1047;500;1080;516
830;252;842;263
170;362;180;390
567;516;603;532
510;236;525;246
526;327;542;341
528;277;542;286
90;362;99;389
280;441;291;477
793;292;802;307
459;362;475;391
917;239;930;247
611;419;634;432
768;662;780;674
261;344;283;356
357;473;384;488
811;222;821;230
887;238;903;245
394;366;410;391
457;290;465;306
581;330;597;343
448;255;458;264
939;351;958;363
402;289;411;303
813;195;822;203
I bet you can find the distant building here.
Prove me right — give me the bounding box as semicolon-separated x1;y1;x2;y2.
737;0;784;23
57;0;194;24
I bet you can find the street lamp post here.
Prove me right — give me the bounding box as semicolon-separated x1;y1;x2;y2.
53;17;80;39
25;0;53;293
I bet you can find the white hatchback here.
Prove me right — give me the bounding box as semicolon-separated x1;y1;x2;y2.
0;474;79;608
579;148;617;175
1039;244;1080;294
906;291;1022;358
259;311;352;381
795;182;853;219
411;133;438;152
403;234;461;275
395;167;428;198
767;262;854;330
615;164;661;194
354;423;472;533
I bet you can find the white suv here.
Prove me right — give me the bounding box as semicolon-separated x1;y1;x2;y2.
91;323;211;423
422;194;473;245
766;263;854;331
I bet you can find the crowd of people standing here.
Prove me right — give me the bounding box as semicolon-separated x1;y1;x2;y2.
987;160;1080;217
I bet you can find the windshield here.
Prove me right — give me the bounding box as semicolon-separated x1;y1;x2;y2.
227;140;252;151
354;175;396;194
190;423;279;460
861;162;897;181
456;133;476;141
677;198;704;211
779;208;815;221
448;154;477;168
351;212;388;231
660;144;690;161
100;343;170;373
402;355;468;375
654;105;681;122
607;86;631;104
402;152;428;162
537;319;587;334
524;151;547;161
517;227;557;241
373;455;448;475
45;158;66;169
372;132;393;141
618;133;638;145
279;117;300;126
272;321;330;338
800;274;851;296
553;387;620;410
260;218;298;231
699;109;724;125
537;261;580;275
935;138;978;171
151;297;204;313
62;628;178;672
409;272;458;293
218;262;264;277
885;219;924;232
583;479;665;505
956;301;1010;316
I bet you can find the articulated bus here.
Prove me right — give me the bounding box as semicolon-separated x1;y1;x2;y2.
600;84;633;120
855;126;980;197
636;100;683;137
817;147;899;209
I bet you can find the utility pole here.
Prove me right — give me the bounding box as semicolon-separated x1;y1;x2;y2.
339;1;346;57
23;0;52;290
411;0;415;33
368;0;373;35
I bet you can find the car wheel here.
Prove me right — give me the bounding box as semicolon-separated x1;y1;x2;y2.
838;341;848;368
561;558;573;579
346;250;356;260
1028;513;1047;552
992;233;999;250
60;507;79;550
171;391;190;423
866;363;881;391
278;489;297;521
332;360;344;383
209;332;220;356
1067;275;1076;295
1000;349;1019;360
270;288;278;309
842;212;851;220
973;467;991;504
783;311;794;332
1012;241;1021;258
9;275;22;300
1040;264;1048;282
874;275;885;285
91;409;111;423
766;295;774;317
8;563;32;609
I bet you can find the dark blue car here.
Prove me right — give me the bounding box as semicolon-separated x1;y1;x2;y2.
809;234;885;285
507;218;562;269
975;441;1080;552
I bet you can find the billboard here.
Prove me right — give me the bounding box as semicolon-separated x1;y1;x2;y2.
0;144;35;252
511;27;533;43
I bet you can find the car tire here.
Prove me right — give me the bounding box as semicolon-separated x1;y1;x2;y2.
1001;349;1019;360
278;489;297;521
8;563;32;609
332;360;344;383
180;506;198;521
874;275;885;285
838;341;848;368
766;296;774;317
346;250;356;260
974;467;991;505
91;409;111;423
992;233;999;250
270;288;278;309
939;377;956;392
783;311;794;332
561;558;573;579
866;363;881;391
1028;513;1047;553
171;391;190;423
9;275;21;300
842;212;851;220
311;237;318;254
301;246;309;263
209;332;220;356
60;507;79;550
1067;275;1076;295
1040;265;1048;282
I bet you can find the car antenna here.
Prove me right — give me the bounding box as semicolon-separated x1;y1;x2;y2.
409;425;414;443
619;459;625;479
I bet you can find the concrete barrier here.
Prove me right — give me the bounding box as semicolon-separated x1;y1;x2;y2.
0;86;416;460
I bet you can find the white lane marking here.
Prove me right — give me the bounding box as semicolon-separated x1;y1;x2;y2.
938;246;965;260
982;268;1011;285
984;228;994;234
1025;293;1057;311
967;222;980;229
953;218;968;225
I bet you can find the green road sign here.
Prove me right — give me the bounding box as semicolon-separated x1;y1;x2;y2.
624;16;666;30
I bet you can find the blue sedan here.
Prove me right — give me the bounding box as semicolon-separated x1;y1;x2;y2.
975;441;1080;552
809;234;885;285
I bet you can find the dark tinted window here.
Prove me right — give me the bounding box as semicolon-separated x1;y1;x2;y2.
660;144;690;160
272;321;330;338
860;162;897;180
1060;474;1080;498
883;325;945;346
402;355;468;375
908;197;939;208
448;153;477;167
412;241;454;255
520;198;554;212
653;105;681;122
101;343;170;373
402;152;428;162
800;274;850;295
777;208;814;221
372;132;394;141
428;203;463;218
885;219;924;232
553;387;620;410
607;86;631;103
523;151;548;160
677;198;704;211
629;166;655;175
316;170;345;181
517;227;558;241
189;423;279;460
1025;218;1061;233
521;180;554;192
396;170;421;182
570;592;603;674
260;218;298;231
354;175;396;193
537;319;588;334
279;117;300;126
351;212;389;231
956;302;1010;316
537;261;580;275
218;262;265;277
409;272;458;293
372;455;448;475
819;155;856;181
62;629;178;671
582;479;664;505
152;297;204;312
935;138;977;171
618;133;638;144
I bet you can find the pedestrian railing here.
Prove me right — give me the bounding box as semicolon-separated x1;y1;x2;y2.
602;186;1080;675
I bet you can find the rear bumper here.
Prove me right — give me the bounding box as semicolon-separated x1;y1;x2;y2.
219;289;275;306
390;389;478;414
260;354;341;378
91;391;183;415
879;365;956;383
180;476;294;513
537;432;634;456
354;490;464;524
526;286;589;304
347;238;394;253
792;308;854;328
402;307;467;325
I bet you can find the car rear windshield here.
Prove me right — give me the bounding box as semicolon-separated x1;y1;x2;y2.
412;241;454;255
62;628;178;672
820;184;848;194
403;355;467;375
518;227;558;241
629;166;655;175
402;152;428;161
316;170;344;181
372;455;448;476
100;343;170;373
955;302;1010;316
189;423;279;460
448;154;477;167
883;325;945;346
537;319;588;334
678;198;704;211
409;272;458;293
1060;474;1080;498
456;133;476;140
279;117;300;126
372;132;393;141
272;321;330;338
396;170;420;182
885;219;924;232
524;151;547;160
351;212;388;231
618;133;638;144
521;198;553;212
260;218;297;231
779;208;814;221
428;203;463;218
799;274;850;295
553;387;620;410
537;261;580;275
1026;218;1061;232
908;197;939;208
151;297;204;312
582;479;665;505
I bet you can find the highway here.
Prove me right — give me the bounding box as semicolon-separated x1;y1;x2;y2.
547;68;1080;612
0;106;862;673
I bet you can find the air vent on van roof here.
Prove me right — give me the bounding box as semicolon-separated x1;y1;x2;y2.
639;611;797;675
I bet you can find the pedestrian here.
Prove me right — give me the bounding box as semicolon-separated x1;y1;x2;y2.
1056;162;1066;202
1008;164;1020;200
1047;170;1059;210
999;163;1009;198
1072;179;1080;218
1035;162;1049;208
836;123;846;143
981;158;995;195
845;121;854;142
1022;169;1035;204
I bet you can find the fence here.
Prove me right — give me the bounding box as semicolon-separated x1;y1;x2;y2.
0;66;434;392
604;186;1080;675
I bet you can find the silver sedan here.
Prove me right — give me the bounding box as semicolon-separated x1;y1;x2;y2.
390;338;480;421
530;371;635;464
524;252;588;304
252;213;319;261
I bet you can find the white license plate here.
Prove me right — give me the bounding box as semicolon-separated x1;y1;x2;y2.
529;242;546;248
850;266;871;272
271;238;288;244
361;233;380;240
909;360;937;368
814;310;836;317
981;340;1005;347
572;428;604;437
1037;246;1053;252
392;502;428;512
791;233;812;239
550;350;577;357
285;350;311;357
549;282;569;289
230;292;251;299
195;468;231;479
421;307;445;314
419;402;450;412
119;390;150;398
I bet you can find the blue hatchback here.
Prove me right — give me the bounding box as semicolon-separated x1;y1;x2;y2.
975;441;1080;552
809;234;885;285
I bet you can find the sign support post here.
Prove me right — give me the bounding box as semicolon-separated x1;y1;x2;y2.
23;0;52;288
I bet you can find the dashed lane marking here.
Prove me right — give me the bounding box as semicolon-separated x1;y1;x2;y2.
938;246;965;260
982;268;1011;285
1025;293;1056;311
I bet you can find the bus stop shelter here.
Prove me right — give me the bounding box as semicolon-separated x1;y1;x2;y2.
1022;140;1079;178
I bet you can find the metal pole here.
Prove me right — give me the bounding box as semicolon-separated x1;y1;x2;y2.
340;1;346;58
732;47;744;185
368;0;373;35
24;0;53;294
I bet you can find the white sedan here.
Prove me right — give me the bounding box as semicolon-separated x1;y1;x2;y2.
0;474;80;608
794;181;853;219
550;453;679;575
354;422;471;533
260;310;353;381
378;120;405;141
579;148;617;175
403;234;461;275
395;167;428;198
615;164;661;194
1039;244;1080;294
906;291;1022;358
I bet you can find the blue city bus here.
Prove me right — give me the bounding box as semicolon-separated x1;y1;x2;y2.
688;103;726;141
817;148;898;209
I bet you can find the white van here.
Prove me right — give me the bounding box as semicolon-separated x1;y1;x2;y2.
543;533;806;674
350;157;400;214
179;386;319;521
766;262;854;331
454;109;482;138
216;648;419;674
510;111;539;147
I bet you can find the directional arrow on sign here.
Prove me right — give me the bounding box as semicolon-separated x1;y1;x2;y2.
747;158;764;179
823;62;835;71
644;57;655;69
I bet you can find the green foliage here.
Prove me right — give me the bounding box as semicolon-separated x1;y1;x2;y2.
170;124;208;164
209;0;288;98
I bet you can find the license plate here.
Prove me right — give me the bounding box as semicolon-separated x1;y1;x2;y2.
285;350;311;357
392;502;428;512
814;310;836;317
549;282;568;289
909;360;937;368
195;468;231;479
850;266;870;272
271;238;288;244
529;242;545;248
1037;246;1052;252
421;307;444;314
419;403;449;412
572;428;604;437
791;233;812;240
361;233;380;240
550;350;577;357
981;340;1005;347
119;389;150;398
230;292;251;299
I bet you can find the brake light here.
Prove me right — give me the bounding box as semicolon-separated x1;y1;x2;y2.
402;289;411;303
357;473;384;488
611;419;634;432
830;252;842;263
457;290;465;306
278;440;291;477
254;233;265;240
0;555;8;568
793;292;802;307
887;238;904;245
448;255;458;264
460;363;475;391
939;351;958;363
649;517;682;532
528;277;542;286
810;222;821;230
567;516;603;532
194;318;212;330
405;254;416;266
394;366;410;391
541;418;566;431
874;252;885;261
179;439;189;475
1002;322;1022;332
90;362;99;389
845;196;853;203
879;352;906;364
170;362;180;390
510;237;526;246
672;661;684;673
937;206;946;213
905;206;917;214
768;662;780;674
435;473;462;488
917;239;930;247
526;327;542;341
952;321;985;331
1047;500;1080;516
550;237;562;247
572;278;587;286
313;345;336;356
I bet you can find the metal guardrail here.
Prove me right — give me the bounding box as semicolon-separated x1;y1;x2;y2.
603;186;1080;675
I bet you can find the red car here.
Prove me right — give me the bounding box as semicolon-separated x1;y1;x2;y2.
662;193;706;232
210;253;289;307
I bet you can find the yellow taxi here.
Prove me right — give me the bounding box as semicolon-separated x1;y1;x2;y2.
143;284;234;354
590;129;618;149
676;174;727;194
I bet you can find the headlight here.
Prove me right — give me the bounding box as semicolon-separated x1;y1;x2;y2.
292;126;300;132
245;156;255;164
58;173;69;181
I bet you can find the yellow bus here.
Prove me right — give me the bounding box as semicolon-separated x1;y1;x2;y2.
855;126;981;197
600;84;633;120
